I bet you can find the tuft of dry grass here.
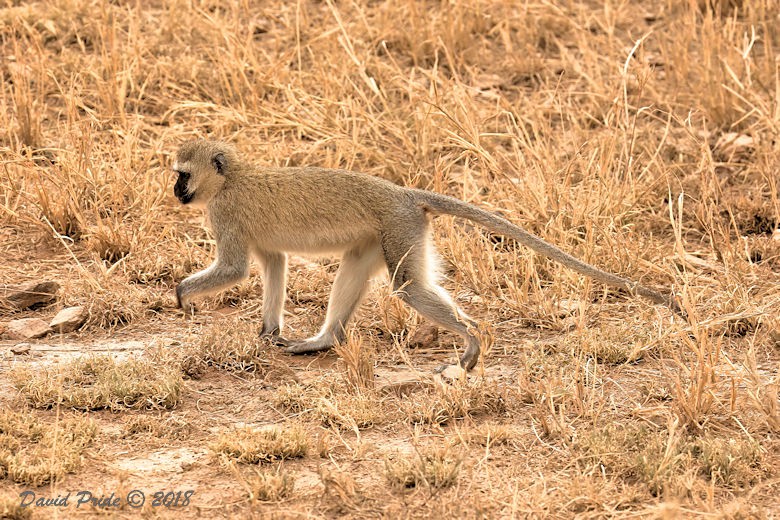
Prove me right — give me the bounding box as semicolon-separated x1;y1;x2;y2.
690;434;763;488
273;381;384;431
0;410;96;486
563;321;665;364
121;414;192;441
319;466;365;512
0;494;32;520
63;274;152;330
315;391;381;431
211;423;309;464
13;355;183;411
574;421;765;496
451;421;516;447
574;422;685;496
174;319;290;377
247;468;296;502
401;380;508;426
384;446;463;490
273;383;313;416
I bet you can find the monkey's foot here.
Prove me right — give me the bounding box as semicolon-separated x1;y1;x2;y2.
281;338;335;354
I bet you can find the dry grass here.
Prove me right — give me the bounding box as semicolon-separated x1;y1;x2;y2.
246;468;296;502
13;355;183;410
0;495;32;520
175;318;288;376
384;445;463;490
319;466;366;512
451;421;516;447
562;320;668;364
0;0;778;516
401;379;508;425
574;421;765;496
0;410;96;486
211;423;309;464
121;414;192;441
690;434;764;488
333;330;376;391
274;380;384;431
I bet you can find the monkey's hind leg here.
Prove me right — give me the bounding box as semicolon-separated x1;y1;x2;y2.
400;282;481;375
283;241;384;354
384;234;481;375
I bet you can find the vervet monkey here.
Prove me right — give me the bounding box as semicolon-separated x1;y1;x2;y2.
173;140;682;373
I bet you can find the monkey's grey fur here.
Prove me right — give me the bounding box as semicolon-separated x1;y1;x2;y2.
173;139;682;374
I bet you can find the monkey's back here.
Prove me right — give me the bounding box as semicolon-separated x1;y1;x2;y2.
209;167;417;254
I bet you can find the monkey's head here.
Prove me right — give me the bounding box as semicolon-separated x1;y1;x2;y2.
172;140;238;207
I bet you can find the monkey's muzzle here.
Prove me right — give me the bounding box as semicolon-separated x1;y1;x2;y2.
174;171;193;204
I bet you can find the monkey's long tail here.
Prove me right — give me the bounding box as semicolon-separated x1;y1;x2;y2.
416;190;684;317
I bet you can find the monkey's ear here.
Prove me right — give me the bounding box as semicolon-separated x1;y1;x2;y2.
212;153;226;175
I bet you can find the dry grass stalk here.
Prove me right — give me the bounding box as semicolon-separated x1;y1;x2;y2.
334;330;375;392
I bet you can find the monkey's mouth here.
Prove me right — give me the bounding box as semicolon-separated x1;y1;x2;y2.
177;192;194;204
174;171;193;204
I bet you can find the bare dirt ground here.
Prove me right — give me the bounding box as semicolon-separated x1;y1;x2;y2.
1;0;779;518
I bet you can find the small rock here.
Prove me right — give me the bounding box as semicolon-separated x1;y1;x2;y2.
554;299;580;318
376;368;434;396
10;343;31;355
408;324;438;349
714;132;755;161
4;281;60;310
50;306;87;333
436;364;468;382
6;318;51;340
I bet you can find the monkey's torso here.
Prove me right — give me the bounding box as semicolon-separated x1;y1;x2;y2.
208;167;422;255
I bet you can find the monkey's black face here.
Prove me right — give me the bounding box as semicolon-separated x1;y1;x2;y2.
174;170;193;204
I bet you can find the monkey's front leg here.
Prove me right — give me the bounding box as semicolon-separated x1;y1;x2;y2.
257;252;288;338
176;258;249;314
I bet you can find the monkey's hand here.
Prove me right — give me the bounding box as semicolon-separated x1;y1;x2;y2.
259;326;287;347
259;324;281;337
